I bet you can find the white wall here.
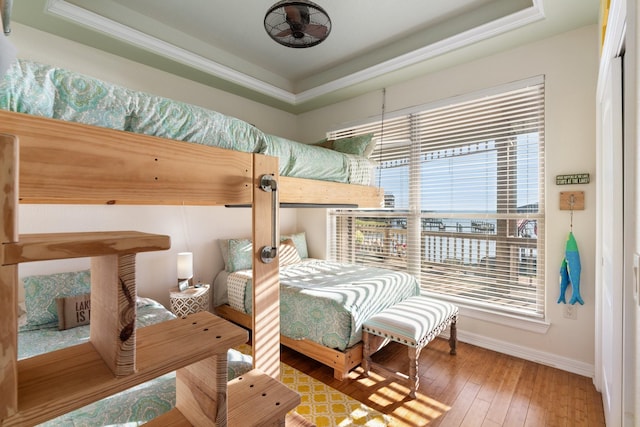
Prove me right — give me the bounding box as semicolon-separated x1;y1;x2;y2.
298;25;600;376
9;23;301;308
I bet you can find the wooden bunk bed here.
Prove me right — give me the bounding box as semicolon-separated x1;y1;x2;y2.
0;109;383;426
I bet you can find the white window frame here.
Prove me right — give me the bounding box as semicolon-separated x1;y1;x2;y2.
328;77;547;326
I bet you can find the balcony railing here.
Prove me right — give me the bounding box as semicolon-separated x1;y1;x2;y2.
349;220;540;313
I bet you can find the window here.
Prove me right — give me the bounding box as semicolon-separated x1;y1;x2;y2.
328;77;545;319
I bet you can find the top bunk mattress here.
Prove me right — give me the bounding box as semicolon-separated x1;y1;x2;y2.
0;59;377;185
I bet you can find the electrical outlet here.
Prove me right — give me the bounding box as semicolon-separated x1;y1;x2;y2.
563;304;577;320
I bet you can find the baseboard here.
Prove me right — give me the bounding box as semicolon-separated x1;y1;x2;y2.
454;329;595;379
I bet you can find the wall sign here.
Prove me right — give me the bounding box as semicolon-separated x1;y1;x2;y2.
556;173;590;185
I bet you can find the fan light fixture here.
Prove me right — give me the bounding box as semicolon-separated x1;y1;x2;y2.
264;0;331;48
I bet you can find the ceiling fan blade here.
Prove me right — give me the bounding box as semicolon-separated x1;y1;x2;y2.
275;28;293;38
304;24;328;38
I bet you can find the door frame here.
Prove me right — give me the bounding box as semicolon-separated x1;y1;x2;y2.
596;1;638;425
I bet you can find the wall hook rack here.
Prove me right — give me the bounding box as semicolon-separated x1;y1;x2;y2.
559;191;584;211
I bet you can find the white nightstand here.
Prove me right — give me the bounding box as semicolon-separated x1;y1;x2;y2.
169;284;211;317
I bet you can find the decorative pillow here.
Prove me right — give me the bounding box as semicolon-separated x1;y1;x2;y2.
362;135;378;158
56;293;91;330
312;138;334;149
332;134;374;157
22;270;91;328
227;348;254;379
219;238;253;272
346;154;377;185
279;239;302;266
281;231;309;259
17;301;27;328
286;142;349;182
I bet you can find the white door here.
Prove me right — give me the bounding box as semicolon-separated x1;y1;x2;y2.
597;55;623;426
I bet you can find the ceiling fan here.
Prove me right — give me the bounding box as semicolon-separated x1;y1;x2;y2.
264;0;331;48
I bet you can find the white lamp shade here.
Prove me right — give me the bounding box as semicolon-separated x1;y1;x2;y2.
0;34;16;78
177;252;193;279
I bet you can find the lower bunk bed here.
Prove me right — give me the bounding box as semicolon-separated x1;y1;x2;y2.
17;270;254;426
213;236;421;380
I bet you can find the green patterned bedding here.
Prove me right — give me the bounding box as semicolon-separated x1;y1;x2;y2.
0;59;376;185
226;260;420;351
18;298;252;426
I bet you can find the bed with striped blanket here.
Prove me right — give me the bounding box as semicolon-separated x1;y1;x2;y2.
217;259;420;352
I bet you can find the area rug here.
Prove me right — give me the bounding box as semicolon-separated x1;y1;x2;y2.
280;362;394;426
234;344;392;426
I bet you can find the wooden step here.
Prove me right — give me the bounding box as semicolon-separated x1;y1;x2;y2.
3;312;247;426
2;231;171;264
228;368;301;426
145;408;193;427
133;370;303;427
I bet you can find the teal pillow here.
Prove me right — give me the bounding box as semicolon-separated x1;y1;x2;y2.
219;238;253;272
286;142;348;182
332;134;374;157
279;239;302;266
220;232;308;271
362;135;378;158
281;231;309;259
312;138;334;149
22;270;91;328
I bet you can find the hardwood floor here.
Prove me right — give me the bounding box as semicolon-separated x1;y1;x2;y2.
280;338;606;426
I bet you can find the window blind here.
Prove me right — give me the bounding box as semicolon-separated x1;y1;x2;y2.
328;77;545;319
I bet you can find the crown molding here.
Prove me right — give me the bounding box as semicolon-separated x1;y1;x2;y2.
46;0;544;107
45;0;297;104
295;2;545;104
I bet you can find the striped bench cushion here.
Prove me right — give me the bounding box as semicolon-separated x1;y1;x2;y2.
363;296;458;348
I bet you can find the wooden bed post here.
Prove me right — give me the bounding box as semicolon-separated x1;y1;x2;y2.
0;133;19;420
252;154;280;379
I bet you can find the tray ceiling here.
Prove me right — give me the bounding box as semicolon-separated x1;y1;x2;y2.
10;0;598;113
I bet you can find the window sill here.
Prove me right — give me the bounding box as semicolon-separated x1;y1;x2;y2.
458;305;550;333
422;292;551;334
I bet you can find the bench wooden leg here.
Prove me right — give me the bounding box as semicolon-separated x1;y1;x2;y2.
362;332;388;376
362;331;371;375
408;346;423;399
449;318;457;355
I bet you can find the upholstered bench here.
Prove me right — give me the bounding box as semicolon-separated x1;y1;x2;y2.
362;295;459;398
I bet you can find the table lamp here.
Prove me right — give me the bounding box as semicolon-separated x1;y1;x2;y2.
177;252;193;291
